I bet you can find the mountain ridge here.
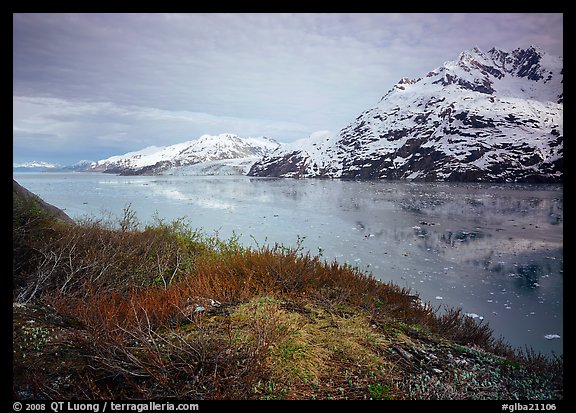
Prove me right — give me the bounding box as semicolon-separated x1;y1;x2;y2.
87;133;281;175
248;46;563;182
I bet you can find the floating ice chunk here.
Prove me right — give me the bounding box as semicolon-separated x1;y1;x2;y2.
544;334;561;340
465;313;484;321
435;296;443;300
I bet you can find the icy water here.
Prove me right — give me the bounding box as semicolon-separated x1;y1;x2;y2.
13;172;563;356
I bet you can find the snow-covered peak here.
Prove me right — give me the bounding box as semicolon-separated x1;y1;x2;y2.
249;46;563;182
380;45;562;105
13;161;59;169
456;45;486;63
90;133;281;175
71;160;94;167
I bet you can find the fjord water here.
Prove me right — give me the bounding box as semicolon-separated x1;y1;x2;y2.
14;172;563;356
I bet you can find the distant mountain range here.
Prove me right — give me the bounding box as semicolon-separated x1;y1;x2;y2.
15;46;562;182
14;135;280;176
13;160;94;172
13;161;60;172
249;46;563;182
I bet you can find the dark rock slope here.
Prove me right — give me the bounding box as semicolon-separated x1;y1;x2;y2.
13;179;73;223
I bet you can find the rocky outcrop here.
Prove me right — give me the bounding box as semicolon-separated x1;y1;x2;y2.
13;179;74;223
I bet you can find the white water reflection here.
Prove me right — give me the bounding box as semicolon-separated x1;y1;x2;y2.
13;173;563;356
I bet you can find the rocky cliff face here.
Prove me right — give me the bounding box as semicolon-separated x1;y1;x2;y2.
249;46;563;182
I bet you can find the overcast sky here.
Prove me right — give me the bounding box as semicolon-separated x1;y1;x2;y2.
13;13;563;165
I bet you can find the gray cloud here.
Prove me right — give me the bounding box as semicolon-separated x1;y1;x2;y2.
13;13;563;164
12;96;311;164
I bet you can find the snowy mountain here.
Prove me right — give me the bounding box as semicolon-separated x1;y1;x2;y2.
58;160;95;171
249;46;563;182
13;161;60;172
89;133;281;175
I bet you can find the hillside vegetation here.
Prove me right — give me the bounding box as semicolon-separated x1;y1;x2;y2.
12;181;562;400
